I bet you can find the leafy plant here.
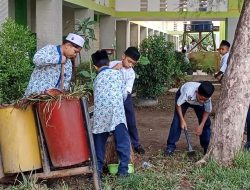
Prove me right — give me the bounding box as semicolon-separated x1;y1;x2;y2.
134;35;186;98
77;61;97;92
0;18;36;104
74;17;97;89
75;17;96;51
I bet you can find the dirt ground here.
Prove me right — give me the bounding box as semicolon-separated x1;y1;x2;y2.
0;77;224;189
135;83;221;159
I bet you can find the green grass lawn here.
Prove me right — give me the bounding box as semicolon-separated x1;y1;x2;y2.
1;151;250;190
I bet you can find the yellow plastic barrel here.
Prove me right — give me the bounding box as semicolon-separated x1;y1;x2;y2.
0;106;42;173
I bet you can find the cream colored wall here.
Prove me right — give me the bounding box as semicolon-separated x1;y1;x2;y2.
115;0;140;11
131;21;167;33
148;0;160;11
115;0;228;12
95;0;109;7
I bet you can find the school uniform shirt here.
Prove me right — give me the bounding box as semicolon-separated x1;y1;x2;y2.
92;68;127;134
24;45;72;96
219;52;229;73
177;82;212;113
109;61;135;94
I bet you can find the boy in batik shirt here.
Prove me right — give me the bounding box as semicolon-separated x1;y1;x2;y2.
92;50;131;177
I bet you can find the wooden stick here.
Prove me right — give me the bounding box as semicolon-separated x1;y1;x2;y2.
33;166;91;179
34;106;51;174
80;97;101;190
0;151;5;179
60;63;65;90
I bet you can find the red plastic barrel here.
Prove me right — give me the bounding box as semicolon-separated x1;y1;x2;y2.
37;98;90;167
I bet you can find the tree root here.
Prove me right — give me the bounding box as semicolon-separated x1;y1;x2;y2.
195;149;211;167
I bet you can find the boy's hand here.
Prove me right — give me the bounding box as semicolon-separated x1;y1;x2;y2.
61;55;67;64
195;125;203;136
180;119;187;130
216;75;223;81
113;63;123;70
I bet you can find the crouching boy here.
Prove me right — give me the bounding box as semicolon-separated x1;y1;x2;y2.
91;50;131;177
165;81;215;156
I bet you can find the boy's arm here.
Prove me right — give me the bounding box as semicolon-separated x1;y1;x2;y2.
195;111;210;136
195;100;212;135
126;71;135;94
176;92;187;129
214;71;223;78
176;105;187;129
109;61;122;70
33;45;66;67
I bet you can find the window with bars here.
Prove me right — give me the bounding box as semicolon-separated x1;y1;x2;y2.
179;0;188;11
160;0;167;11
173;22;178;31
199;0;208;11
140;0;148;11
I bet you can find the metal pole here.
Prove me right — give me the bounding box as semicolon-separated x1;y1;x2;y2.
80;97;101;190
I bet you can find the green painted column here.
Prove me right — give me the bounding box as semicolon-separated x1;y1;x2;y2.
15;0;27;26
220;21;226;40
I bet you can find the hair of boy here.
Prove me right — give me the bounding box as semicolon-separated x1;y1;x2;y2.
198;81;215;98
220;40;230;48
124;47;140;61
91;50;110;68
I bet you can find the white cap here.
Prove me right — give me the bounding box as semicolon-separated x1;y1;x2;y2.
66;33;85;48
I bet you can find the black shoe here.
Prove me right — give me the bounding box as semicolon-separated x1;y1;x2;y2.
134;145;145;155
164;149;174;157
244;142;250;151
204;147;208;155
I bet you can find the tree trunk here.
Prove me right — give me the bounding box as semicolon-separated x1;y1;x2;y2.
104;135;135;166
207;0;250;165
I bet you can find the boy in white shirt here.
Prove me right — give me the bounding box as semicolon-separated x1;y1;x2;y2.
214;40;230;81
109;47;145;154
165;81;215;156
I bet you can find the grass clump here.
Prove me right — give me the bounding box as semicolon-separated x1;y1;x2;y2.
190;151;250;190
102;171;179;190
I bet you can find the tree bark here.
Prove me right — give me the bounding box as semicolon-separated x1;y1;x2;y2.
207;0;250;165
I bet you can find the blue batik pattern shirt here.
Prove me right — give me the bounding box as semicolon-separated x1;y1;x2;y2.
24;45;72;96
92;68;127;134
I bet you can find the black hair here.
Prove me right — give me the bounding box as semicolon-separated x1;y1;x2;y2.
220;40;230;48
124;47;140;61
91;50;109;68
198;81;215;98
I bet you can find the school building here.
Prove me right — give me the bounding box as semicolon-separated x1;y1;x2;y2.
0;0;240;60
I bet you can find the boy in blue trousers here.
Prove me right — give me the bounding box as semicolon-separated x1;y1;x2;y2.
165;81;215;156
91;50;131;177
110;47;145;154
245;108;250;150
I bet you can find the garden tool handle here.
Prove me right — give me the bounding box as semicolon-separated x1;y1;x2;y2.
0;153;4;178
80;97;102;190
184;128;193;151
60;63;65;90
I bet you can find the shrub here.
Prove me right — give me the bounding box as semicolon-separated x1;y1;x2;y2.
0;18;36;104
134;35;186;98
76;61;96;92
